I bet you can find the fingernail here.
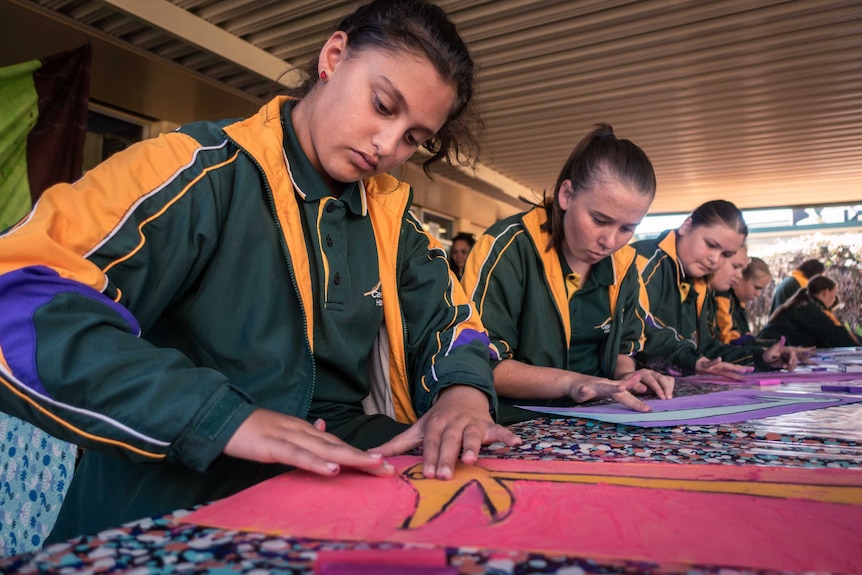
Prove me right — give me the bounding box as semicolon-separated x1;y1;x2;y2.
438;467;452;480
326;462;339;473
424;464;436;478
381;462;394;472
369;452;382;459
463;449;475;460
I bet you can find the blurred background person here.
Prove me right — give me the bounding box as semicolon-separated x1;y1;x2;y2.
448;231;476;280
770;258;824;314
758;275;859;348
634;200;803;377
713;252;772;345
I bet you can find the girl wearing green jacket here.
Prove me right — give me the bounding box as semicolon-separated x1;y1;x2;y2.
759;275;859;347
708;244;748;343
463;124;674;424
0;0;519;542
633;200;807;377
713;254;772;345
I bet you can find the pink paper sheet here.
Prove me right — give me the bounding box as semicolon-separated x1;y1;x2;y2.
314;548;452;575
184;456;862;573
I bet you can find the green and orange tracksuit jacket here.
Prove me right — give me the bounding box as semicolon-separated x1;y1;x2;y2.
0;96;495;535
770;269;807;314
463;207;648;381
714;289;752;345
633;230;769;374
758;299;859;348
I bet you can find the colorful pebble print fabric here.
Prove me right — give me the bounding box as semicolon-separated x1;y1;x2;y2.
0;380;860;572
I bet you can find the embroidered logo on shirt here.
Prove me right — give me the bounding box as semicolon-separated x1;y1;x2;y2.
595;318;613;334
364;281;383;307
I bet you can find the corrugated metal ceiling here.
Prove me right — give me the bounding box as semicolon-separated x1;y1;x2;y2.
16;0;862;213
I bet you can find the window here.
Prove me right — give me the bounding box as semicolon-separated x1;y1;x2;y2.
633;203;862;240
83;103;150;171
415;207;454;242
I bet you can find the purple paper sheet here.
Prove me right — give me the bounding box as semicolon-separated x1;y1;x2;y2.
680;370;862;385
812;347;862;362
516;390;862;427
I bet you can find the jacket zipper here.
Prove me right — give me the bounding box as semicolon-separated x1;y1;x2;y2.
250;151;316;419
397;208;411;395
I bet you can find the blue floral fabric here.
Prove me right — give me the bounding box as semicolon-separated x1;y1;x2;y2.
0;414;75;556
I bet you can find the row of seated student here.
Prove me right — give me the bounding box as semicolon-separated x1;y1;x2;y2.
460;124;815;424
707;248;858;349
709;248;859;349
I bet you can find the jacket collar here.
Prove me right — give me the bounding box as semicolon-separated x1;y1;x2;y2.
791;268;809;288
521;206;630;341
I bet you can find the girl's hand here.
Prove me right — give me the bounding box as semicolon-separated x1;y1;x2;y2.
615;368;675;400
224;408;396;477
791;345;818;365
761;336;802;371
568;372;652;413
369;385;521;480
695;356;754;381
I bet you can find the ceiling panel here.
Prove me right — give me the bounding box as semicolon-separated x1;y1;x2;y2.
15;0;862;213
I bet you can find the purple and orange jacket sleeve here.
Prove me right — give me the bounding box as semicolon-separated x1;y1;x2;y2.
0;130;254;472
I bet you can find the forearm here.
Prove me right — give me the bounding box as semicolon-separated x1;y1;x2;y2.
493;359;596;399
701;333;758;366
399;223;496;417
613;355;638;378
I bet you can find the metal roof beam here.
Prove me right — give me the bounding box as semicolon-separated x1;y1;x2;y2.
101;0;301;86
98;0;540;199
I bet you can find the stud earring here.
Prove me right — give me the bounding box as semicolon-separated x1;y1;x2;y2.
319;70;328;80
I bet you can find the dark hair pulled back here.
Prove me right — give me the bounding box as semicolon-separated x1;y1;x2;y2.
284;0;482;173
541;123;655;253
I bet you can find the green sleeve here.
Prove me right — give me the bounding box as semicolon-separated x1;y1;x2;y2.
0;131;254;473
637;259;701;374
699;293;762;367
463;229;528;364
614;262;648;359
397;212;496;416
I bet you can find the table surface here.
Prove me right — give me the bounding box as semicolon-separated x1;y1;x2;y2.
2;378;861;575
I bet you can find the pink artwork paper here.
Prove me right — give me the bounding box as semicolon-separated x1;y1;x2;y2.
183;456;862;573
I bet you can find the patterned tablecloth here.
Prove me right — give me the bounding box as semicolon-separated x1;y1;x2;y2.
2;380;861;574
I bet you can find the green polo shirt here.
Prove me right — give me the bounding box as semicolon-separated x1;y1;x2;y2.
560;252;613;376
282;105;383;426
